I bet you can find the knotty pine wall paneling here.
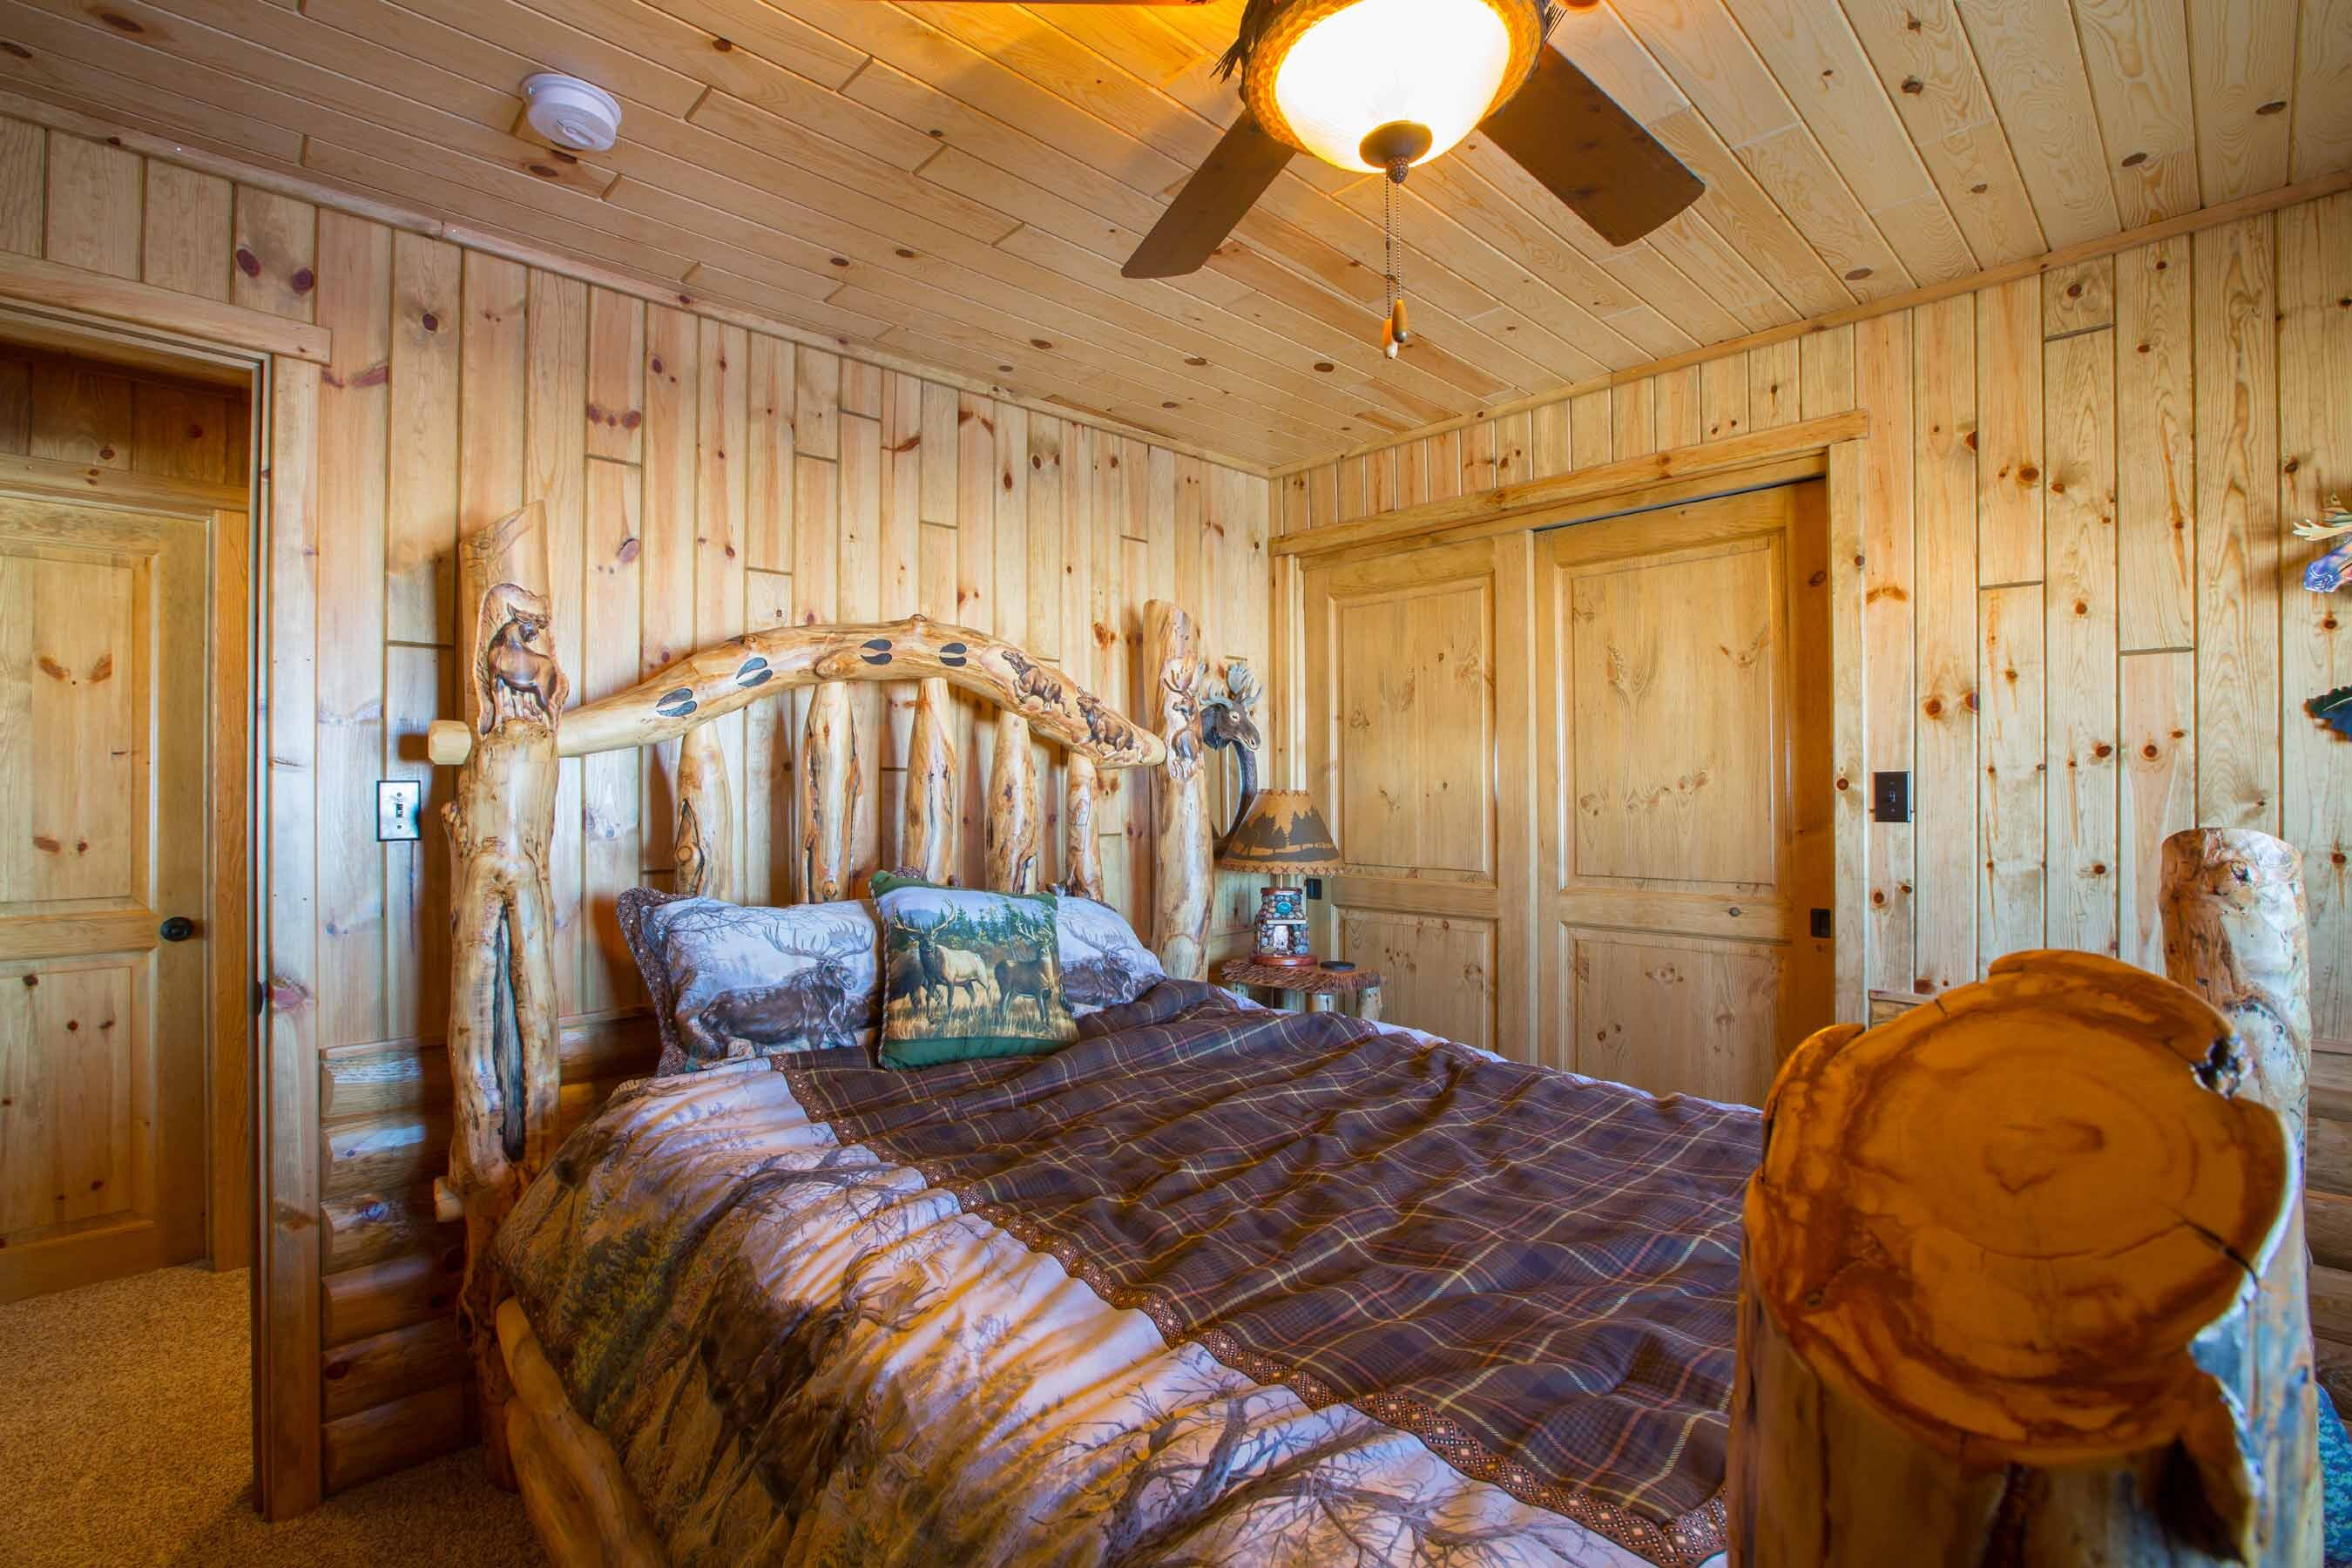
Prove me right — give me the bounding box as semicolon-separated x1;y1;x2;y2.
1280;189;2352;1055
3;110;1274;1504
1276;188;2352;1389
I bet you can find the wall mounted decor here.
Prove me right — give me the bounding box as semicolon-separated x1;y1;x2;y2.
2296;497;2350;593
1199;658;1265;837
2297;499;2350;738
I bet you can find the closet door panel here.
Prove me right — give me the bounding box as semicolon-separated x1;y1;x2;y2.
1337;905;1497;1055
1565;541;1780;887
1565;929;1783;1106
1304;539;1524;1055
1536;483;1834;1099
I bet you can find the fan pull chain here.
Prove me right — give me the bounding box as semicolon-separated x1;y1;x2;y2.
1381;158;1411;359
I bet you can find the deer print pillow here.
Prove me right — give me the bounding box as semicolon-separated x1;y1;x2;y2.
871;877;1078;1068
617;889;883;1075
1056;895;1165;1012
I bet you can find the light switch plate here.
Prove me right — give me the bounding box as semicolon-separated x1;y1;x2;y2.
376;780;422;841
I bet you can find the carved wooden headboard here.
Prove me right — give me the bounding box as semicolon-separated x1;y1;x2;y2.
422;501;1213;1484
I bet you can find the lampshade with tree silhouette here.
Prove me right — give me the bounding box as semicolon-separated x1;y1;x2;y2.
1218;790;1342;967
1216;789;1342;875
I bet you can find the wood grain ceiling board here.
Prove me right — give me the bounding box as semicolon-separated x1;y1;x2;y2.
0;0;2341;470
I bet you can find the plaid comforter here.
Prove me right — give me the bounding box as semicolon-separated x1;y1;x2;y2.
784;981;1758;1562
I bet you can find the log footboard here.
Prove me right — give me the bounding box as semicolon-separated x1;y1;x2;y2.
497;1298;663;1567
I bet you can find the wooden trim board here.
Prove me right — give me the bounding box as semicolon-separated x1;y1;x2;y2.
255;352;323;1520
0;253;330;365
210;504;253;1274
1274;414;1865;559
0;450;251;515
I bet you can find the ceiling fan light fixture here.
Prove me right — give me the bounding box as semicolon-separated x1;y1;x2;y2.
1248;0;1542;175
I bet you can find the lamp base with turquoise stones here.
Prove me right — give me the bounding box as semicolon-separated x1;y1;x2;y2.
1252;885;1317;968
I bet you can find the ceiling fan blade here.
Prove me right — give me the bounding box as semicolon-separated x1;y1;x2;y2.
1123;112;1294;280
1481;44;1703;247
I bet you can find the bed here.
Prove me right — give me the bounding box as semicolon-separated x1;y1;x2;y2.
426;503;1763;1568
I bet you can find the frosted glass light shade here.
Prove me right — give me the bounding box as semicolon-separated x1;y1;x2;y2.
1266;0;1519;173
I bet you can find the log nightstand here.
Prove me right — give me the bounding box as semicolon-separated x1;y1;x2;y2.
1217;958;1384;1022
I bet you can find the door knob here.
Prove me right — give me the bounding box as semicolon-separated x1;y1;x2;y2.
159;916;196;942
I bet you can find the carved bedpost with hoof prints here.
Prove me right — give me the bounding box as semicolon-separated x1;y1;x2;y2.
1727;950;2318;1565
424;501;569;1492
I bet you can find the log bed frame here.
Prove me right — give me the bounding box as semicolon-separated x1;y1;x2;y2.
422;503;1213;1561
427;504;2324;1567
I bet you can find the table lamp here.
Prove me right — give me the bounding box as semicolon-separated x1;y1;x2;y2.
1216;789;1343;967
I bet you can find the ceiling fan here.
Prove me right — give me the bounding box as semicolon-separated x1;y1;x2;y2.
862;0;1703;353
1113;0;1701;282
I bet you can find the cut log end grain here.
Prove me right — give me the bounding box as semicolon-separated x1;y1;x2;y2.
1733;949;2317;1565
1748;950;2288;1468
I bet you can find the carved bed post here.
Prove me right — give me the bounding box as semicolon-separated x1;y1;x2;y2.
902;677;956;884
1146;600;1210;978
2161;828;2313;1147
1064;754;1103;901
987;713;1039;893
440;500;568;1490
672;720;733;902
2159;827;2322;1547
1727;950;2316;1565
801;680;862;900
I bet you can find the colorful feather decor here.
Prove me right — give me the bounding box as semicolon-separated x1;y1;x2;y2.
2296;497;2352;594
2310;686;2352;742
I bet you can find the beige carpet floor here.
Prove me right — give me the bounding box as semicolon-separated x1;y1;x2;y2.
0;1264;548;1568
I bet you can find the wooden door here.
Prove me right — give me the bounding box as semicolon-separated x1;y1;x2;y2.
1535;483;1834;1104
1302;537;1532;1053
0;496;208;1301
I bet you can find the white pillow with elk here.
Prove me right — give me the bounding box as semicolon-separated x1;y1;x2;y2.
1056;894;1165;1011
618;889;882;1075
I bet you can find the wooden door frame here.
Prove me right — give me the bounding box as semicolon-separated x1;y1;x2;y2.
1275;421;1869;1033
0;297;287;1504
0;340;257;1273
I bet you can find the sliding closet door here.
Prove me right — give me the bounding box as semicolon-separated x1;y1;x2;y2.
1301;537;1532;1056
1534;483;1833;1104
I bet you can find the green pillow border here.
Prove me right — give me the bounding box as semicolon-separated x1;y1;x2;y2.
871;875;1075;1070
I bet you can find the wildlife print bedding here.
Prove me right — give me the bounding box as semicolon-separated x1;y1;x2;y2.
619;890;881;1074
874;881;1078;1065
621;889;1166;1078
500;980;1755;1565
1053;893;1165;1010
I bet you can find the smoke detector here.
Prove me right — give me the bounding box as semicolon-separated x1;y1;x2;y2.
521;74;622;152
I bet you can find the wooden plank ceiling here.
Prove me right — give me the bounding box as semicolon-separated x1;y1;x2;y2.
2;0;2347;470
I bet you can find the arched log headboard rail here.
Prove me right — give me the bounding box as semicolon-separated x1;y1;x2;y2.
428;502;1213;1486
428;617;1171;770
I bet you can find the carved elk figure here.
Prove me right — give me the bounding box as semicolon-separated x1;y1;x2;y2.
1197;658;1263;836
1000;647;1065;712
908;924;992;1017
994;954;1055;1024
474;581;571;735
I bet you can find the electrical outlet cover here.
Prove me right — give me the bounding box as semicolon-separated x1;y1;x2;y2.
376;780;422;841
